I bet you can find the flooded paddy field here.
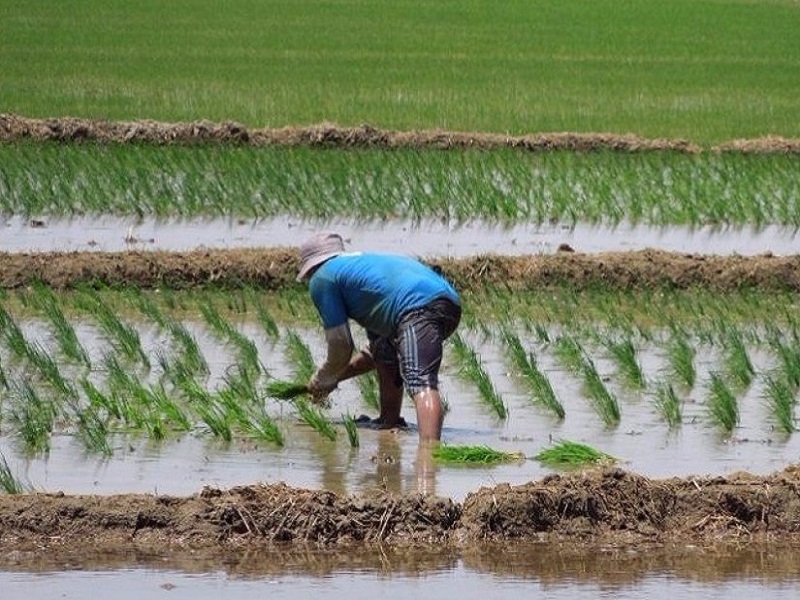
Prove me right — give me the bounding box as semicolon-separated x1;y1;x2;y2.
3;122;800;597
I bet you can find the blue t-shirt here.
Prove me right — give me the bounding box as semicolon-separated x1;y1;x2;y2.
308;252;459;338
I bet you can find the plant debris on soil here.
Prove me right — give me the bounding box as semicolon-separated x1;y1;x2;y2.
2;114;800;154
2;467;800;556
1;248;799;292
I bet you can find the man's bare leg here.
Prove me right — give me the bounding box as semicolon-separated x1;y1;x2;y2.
413;388;444;441
376;361;404;427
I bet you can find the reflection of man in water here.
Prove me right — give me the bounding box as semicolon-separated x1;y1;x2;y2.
297;232;461;442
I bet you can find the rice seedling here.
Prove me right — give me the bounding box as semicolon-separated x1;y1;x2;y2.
28;282;91;367
450;333;507;420
194;401;233;442
767;332;800;390
199;298;263;375
25;341;78;403
553;335;585;374
722;328;755;391
534;440;616;467
167;320;209;377
762;373;796;435
295;398;337;441
9;381;56;455
707;372;739;433
0;355;7;390
502;329;564;419
580;355;621;427
431;444;523;465
0;452;30;494
653;381;683;428
240;411;285;447
245;288;280;341
342;413;360;448
605;336;646;391
283;329;317;382
76;288;150;369
75;406;113;456
666;329;696;389
356;370;380;412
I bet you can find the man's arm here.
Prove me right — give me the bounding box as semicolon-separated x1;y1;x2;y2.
308;323;355;393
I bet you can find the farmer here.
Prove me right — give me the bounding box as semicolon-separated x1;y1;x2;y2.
297;231;461;442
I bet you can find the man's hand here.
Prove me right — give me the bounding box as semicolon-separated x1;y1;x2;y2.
307;373;337;404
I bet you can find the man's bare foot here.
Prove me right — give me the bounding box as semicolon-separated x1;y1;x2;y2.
355;414;408;429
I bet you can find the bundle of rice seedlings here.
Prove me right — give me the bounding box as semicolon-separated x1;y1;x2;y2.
534;440;616;467
431;444;523;465
265;379;309;400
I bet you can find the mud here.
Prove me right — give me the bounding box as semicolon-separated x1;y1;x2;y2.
0;247;798;292
2;466;800;557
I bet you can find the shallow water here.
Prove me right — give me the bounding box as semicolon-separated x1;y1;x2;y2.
2;542;800;600
1;215;797;256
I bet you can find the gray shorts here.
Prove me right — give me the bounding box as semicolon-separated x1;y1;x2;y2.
369;298;461;395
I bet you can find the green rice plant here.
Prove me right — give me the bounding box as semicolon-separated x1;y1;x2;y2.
767;333;800;390
707;372;739;433
80;378;123;422
722;328;755;391
9;381;56;455
653;381;683;428
29;282;91;367
342;413;360;448
534;440;616;467
502;329;564;419
0;452;30;494
762;373;796;435
295;398;337;441
580;355;621;427
666;329;697;389
283;329;317;382
167;320;209;377
553;335;585;374
246;288;280;341
199;298;262;375
25;341;78;403
432;444;523;465
194;400;232;442
605;336;646;391
129;286;170;331
357;370;380;412
450;333;507;420
75;406;113;456
0;355;8;390
76;288;150;369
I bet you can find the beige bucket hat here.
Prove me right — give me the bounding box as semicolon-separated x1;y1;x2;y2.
296;231;345;281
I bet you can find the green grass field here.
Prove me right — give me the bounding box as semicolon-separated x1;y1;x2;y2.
2;0;799;143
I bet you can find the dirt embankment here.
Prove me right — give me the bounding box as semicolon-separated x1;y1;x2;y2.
0;248;798;292
3;113;800;153
2;467;800;555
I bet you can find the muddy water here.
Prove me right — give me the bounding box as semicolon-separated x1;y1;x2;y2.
2;215;798;256
2;542;800;599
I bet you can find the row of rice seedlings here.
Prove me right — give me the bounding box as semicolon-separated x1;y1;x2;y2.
534;440;616;467
432;444;523;465
605;335;646;391
198;298;262;375
27;282;91;367
501;329;564;419
0;452;30;494
450;333;508;420
707;372;739;433
653;382;683;428
11;147;800;227
75;288;150;369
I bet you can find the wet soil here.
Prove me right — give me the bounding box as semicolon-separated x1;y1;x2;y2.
2;466;800;557
0;247;798;292
3;113;800;154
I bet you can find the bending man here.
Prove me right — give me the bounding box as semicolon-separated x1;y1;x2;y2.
297;232;461;442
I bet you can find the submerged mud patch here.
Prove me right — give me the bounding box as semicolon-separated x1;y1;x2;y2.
2;467;800;555
0;248;798;292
